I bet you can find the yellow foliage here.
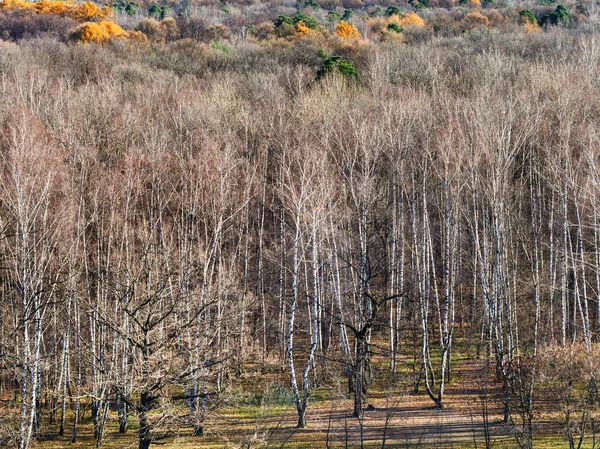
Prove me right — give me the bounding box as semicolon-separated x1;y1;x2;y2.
0;0;112;21
368;14;425;39
71;20;127;44
100;20;124;35
35;0;74;15
469;0;481;6
336;20;360;38
296;22;311;34
72;2;112;21
398;12;425;28
387;14;401;25
0;0;25;11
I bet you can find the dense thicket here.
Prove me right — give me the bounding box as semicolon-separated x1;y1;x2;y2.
2;19;600;449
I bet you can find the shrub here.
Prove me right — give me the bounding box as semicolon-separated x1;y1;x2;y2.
297;22;312;34
398;12;425;27
70;20;127;43
170;37;209;62
274;12;319;34
72;2;112;21
113;1;140;15
161;17;180;41
336;20;360;38
387;22;403;32
267;385;296;406
484;8;506;27
126;29;148;45
316;50;358;79
328;11;342;22
149;4;162;18
211;39;231;53
0;0;112;22
463;11;489;29
251;21;275;40
274;15;294;27
294;12;318;29
368;13;419;37
385;5;401;16
275;22;296;37
519;9;538;25
542;4;570;25
148;4;170;19
137;18;166;41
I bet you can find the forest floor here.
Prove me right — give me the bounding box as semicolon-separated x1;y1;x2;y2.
28;345;572;449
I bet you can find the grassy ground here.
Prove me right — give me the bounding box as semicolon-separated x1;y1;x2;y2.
21;337;583;449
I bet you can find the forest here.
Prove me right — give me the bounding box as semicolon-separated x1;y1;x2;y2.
1;0;600;447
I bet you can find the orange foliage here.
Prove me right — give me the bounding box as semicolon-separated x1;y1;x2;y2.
336;20;360;38
469;0;481;6
73;2;111;21
397;12;425;28
0;0;112;22
71;20;127;43
296;22;312;34
368;14;426;39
